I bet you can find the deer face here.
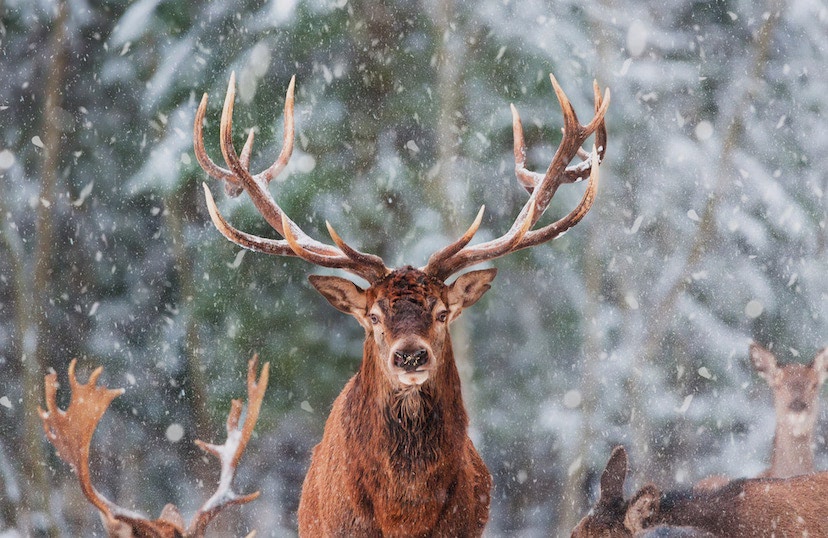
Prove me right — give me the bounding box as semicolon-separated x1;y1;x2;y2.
310;267;496;388
751;344;828;438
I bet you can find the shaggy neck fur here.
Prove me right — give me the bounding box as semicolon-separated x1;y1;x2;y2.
347;333;468;474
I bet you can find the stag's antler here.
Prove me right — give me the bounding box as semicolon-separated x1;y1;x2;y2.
195;73;390;283
40;357;269;538
423;75;609;280
196;73;608;283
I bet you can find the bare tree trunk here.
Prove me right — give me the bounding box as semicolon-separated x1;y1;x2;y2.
555;227;605;535
165;185;217;490
17;2;69;536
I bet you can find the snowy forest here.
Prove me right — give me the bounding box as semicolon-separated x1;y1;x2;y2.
1;0;828;536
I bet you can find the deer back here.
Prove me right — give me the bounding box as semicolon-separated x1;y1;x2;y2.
572;446;828;538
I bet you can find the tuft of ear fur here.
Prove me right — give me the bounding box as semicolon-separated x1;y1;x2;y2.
625;484;660;533
749;342;779;384
309;275;367;316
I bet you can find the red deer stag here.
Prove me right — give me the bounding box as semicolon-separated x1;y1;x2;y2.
571;446;828;537
39;357;268;537
750;342;828;478
194;72;609;536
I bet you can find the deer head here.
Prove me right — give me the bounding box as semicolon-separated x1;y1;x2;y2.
309;266;495;388
194;72;608;391
570;446;632;537
750;343;828;439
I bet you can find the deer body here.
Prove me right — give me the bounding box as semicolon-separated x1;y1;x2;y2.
572;446;828;538
298;267;493;535
195;72;608;535
750;343;828;478
631;476;828;536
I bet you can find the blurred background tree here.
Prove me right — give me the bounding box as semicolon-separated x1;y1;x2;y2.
1;0;827;536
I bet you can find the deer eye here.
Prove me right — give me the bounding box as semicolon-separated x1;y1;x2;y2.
369;313;380;325
436;310;449;323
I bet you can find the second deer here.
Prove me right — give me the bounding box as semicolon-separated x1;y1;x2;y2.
750;342;828;478
195;72;608;535
571;446;828;537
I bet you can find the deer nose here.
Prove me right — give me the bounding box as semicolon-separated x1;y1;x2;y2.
789;400;808;412
394;349;429;372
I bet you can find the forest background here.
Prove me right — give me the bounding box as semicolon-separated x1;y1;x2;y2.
1;0;827;536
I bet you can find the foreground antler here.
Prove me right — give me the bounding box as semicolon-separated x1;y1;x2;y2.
195;72;609;282
39;357;269;538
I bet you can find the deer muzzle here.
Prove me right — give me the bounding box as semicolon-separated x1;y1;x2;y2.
394;349;429;372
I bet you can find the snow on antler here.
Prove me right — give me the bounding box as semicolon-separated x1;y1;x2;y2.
39;357;269;538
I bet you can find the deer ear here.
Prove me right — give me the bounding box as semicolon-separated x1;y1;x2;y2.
813;346;828;385
625;484;660;533
750;342;779;383
598;446;628;503
309;275;367;317
446;269;497;319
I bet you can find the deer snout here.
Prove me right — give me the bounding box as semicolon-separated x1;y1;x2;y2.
789;399;808;413
394;348;429;372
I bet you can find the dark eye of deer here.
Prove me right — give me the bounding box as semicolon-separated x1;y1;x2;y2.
369;314;380;325
436;310;448;322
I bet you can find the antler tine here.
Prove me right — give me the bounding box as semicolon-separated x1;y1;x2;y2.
39;360;124;518
281;214;389;281
197;73;391;282
194;92;245;196
255;75;295;184
424;74;609;280
512;105;543;194
519;144;600;249
189;356;270;536
203;183;298;257
421;206;486;271
325;220;391;276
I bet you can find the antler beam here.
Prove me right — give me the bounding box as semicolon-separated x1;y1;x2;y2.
40;357;269;538
422;75;609;280
195;72;390;283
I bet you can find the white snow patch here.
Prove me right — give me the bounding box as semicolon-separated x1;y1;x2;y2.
72;181;94;207
166;423;184;443
695;121;713;141
0;149;15;169
675;394;693;414
567;456;582;477
626;215;643;234
744;300;763;318
0;396;12;409
627;20;648;57
562;390;581;409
